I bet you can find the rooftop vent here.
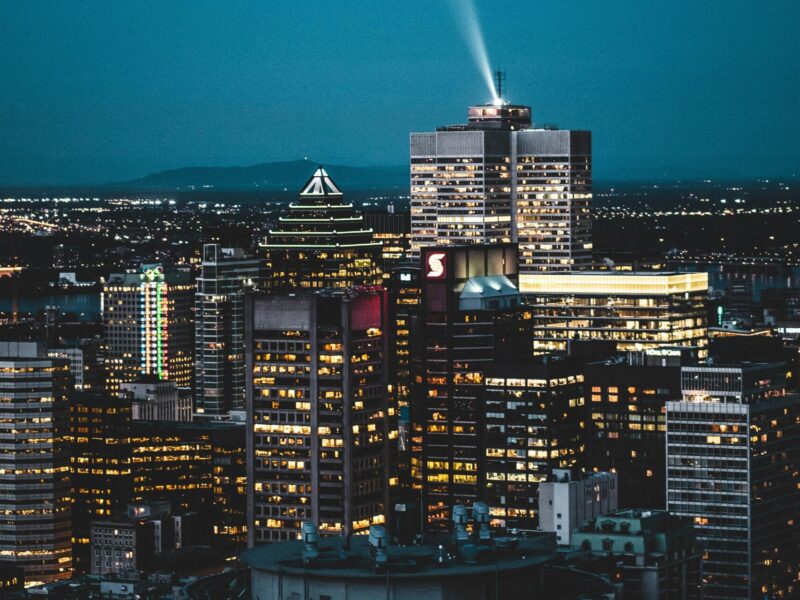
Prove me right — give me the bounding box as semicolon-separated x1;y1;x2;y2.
368;525;389;571
301;521;319;565
452;504;469;543
472;502;491;542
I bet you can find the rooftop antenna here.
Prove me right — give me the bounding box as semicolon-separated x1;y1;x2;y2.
494;70;506;103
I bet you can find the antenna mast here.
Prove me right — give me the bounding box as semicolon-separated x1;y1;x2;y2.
494;70;506;101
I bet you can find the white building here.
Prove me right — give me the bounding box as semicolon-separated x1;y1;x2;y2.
538;469;617;546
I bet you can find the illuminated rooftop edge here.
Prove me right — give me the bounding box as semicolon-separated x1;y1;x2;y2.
519;272;709;296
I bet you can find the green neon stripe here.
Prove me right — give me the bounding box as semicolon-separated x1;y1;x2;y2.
156;283;164;379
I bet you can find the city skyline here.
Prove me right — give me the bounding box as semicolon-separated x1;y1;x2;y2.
1;3;800;598
2;1;800;185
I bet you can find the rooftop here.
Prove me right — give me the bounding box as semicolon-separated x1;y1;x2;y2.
300;167;342;197
241;532;556;580
519;271;708;296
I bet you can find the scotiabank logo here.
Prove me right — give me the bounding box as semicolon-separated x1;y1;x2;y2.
426;252;446;279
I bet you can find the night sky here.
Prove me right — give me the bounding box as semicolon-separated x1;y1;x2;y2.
1;0;799;185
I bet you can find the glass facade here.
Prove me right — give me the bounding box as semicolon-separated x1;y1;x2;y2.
194;244;261;414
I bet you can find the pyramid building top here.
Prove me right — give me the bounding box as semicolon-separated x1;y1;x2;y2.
300;167;342;197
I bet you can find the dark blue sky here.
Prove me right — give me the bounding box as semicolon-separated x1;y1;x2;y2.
1;1;799;185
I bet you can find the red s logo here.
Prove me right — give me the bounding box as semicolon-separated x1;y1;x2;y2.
426;252;446;279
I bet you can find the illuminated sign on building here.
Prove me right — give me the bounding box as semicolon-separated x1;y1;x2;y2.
426;252;446;280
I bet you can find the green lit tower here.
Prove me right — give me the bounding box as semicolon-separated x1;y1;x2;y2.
261;167;382;289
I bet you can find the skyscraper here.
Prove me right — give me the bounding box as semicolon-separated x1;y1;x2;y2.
0;342;72;585
195;244;261;414
245;287;395;546
261;167;382;289
413;244;532;529
410;101;592;272
666;363;800;599
102;264;194;393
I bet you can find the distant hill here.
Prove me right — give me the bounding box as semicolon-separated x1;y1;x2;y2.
124;158;408;191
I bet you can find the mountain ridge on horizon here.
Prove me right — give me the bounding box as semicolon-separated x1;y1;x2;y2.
120;158;408;191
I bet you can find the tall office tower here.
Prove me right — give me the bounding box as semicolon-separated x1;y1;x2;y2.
414;244;532;529
362;209;411;280
102;264;194;393
585;347;696;509
245;287;395;546
410;102;592;272
69;392;133;573
195;244;261;415
388;263;423;494
482;358;587;531
520;271;709;357
261;167;382;290
666;363;800;599
0;342;72;584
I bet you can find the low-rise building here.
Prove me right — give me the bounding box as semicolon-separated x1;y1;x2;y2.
241;508;615;600
570;509;702;600
538;469;617;546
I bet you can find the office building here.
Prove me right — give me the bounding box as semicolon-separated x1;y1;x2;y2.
666;363;800;599
539;470;617;546
363;209;411;279
90;501;207;576
201;420;247;547
69;392;133;573
410;101;592;272
0;342;72;584
130;421;214;515
570;509;702;600
119;378;192;422
72;401;243;556
520;271;709;357
102;264;194;393
194;244;261;415
261;167;382;289
245;287;395;545
482;358;587;531
585;347;696;509
414;244;533;529
388;263;423;493
47;346;86;388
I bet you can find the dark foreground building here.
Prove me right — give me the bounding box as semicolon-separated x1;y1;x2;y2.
241;516;614;600
413;244;532;529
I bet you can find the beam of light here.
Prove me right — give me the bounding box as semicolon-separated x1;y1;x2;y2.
449;0;499;104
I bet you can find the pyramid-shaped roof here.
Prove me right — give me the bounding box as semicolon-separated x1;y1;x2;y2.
299;167;342;197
